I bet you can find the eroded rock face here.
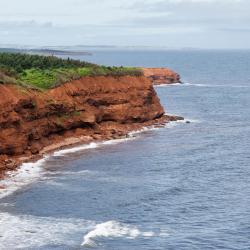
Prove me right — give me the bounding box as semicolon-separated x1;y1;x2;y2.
0;76;173;176
142;68;181;85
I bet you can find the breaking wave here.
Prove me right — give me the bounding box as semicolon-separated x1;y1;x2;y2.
0;157;48;199
53;142;98;157
0;212;94;249
154;82;183;87
176;82;250;88
155;82;250;88
0;118;196;200
0;215;168;249
81;220;156;248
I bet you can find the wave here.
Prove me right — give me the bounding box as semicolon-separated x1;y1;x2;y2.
102;137;135;145
0;138;138;199
183;83;209;87
53;137;136;158
0;156;48;199
128;126;159;136
154;82;217;87
0;212;94;249
53;142;98;157
154;82;209;87
0;138;136;199
154;82;183;87
0;214;168;248
154;82;219;87
46;169;93;177
0;118;196;199
127;117;200;136
81;220;155;247
155;82;250;88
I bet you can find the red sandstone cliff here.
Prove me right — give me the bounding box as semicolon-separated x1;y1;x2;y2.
0;76;182;178
142;68;181;85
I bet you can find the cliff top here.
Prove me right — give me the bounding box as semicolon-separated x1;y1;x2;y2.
0;52;143;90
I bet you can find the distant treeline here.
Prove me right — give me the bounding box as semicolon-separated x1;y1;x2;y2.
0;52;94;73
0;47;92;56
0;52;143;89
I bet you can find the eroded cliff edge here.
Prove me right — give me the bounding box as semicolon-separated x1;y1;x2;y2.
142;68;181;85
0;75;182;178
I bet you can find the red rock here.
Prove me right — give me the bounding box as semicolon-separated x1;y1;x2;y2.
0;75;180;177
142;68;181;85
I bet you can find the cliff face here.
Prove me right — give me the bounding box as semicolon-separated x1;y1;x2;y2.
0;76;181;177
142;68;181;85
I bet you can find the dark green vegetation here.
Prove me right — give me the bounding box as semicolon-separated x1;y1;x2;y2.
0;52;143;89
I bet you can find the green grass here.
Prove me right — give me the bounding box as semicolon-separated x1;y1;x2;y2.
0;52;143;90
18;66;142;89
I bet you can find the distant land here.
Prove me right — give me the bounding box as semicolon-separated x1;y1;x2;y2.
1;45;247;54
0;47;92;56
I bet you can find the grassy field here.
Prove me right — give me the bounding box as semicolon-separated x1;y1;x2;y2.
0;52;143;89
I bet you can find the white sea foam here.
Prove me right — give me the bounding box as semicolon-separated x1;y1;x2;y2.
154;82;218;87
46;169;93;177
128;125;162;137
154;82;183;87
182;82;250;88
53;142;98;157
183;83;208;87
0;117;196;200
0;156;48;199
102;136;135;145
81;220;155;247
0;212;94;249
53;137;137;157
0;138;135;199
0;214;167;249
155;82;250;88
156;82;216;87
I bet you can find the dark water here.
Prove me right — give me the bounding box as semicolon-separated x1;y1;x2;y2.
0;50;250;250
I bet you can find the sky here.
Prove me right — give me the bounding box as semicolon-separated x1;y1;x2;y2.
0;0;250;49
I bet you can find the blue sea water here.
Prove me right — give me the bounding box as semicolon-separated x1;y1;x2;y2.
0;50;250;250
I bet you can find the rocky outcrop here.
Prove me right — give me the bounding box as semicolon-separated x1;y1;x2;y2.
0;76;183;178
142;68;181;85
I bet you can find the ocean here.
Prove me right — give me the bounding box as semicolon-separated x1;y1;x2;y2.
0;50;250;249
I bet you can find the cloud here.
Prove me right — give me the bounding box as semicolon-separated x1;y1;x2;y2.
131;0;248;11
0;0;249;48
126;0;250;30
132;0;244;7
158;0;243;2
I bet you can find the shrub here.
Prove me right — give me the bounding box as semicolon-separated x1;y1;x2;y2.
0;52;143;89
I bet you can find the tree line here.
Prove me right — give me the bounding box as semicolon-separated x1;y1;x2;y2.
0;52;95;74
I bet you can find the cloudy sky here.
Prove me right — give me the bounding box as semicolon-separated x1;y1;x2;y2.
0;0;249;49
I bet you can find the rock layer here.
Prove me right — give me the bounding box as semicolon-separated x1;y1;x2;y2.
0;76;182;178
142;68;181;85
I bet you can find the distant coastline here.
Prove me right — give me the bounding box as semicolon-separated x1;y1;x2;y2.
0;47;92;56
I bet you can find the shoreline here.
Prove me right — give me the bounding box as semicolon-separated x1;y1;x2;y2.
0;115;185;198
0;114;184;182
0;75;166;179
0;69;184;185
